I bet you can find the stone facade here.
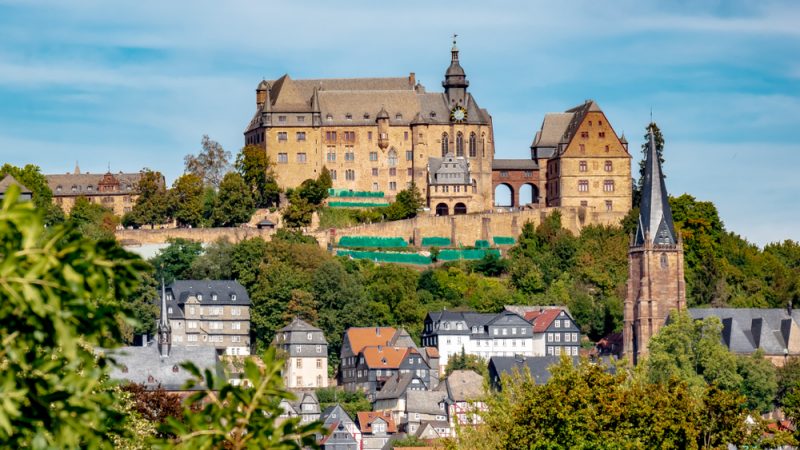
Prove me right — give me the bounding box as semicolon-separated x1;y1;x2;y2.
45;167;145;217
538;100;632;214
624;129;686;365
244;41;495;215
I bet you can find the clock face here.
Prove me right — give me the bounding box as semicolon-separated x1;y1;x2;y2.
450;106;467;123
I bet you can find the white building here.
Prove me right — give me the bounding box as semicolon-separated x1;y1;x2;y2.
276;317;329;389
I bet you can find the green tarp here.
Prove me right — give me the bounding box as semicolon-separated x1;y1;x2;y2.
328;201;389;208
493;236;516;245
421;237;452;247
474;240;490;248
328;189;384;198
338;236;408;248
336;249;431;265
438;248;501;261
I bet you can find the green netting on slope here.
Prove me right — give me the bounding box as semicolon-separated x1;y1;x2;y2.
438;248;501;261
421;237;451;247
328;189;385;198
493;236;516;245
336;249;431;265
338;236;408;248
474;240;490;249
328;201;389;208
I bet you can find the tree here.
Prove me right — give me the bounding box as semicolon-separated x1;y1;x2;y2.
470;251;508;277
169;173;205;227
120;384;184;438
0;163;65;225
187;238;234;280
211;172;255;227
633;121;665;208
297;178;328;206
282;193;315;228
315;388;371;420
150;238;203;283
444;348;488;379
384;182;423;221
184;135;231;189
0;185;147;448
736;351;778;413
67;195;119;241
123;169;170;228
235;145;280;208
160;348;324;449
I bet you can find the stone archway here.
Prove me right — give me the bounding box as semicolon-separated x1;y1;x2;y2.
454;202;467;215
519;183;540;205
494;183;514;207
436;203;449;216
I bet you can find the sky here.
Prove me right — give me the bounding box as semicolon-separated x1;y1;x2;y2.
0;0;798;246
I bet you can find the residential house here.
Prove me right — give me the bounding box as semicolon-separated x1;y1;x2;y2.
487;355;581;390
437;370;485;427
421;310;535;371
522;307;581;357
373;372;431;424
279;391;321;425
45;166;147;217
404;390;450;437
320;404;361;450
165;280;251;356
0;175;32;202
354;346;433;401
276;317;329;389
357;411;398;450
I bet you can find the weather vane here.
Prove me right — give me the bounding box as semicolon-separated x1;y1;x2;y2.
452;33;458;46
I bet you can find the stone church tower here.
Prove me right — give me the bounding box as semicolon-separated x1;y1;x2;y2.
623;127;686;365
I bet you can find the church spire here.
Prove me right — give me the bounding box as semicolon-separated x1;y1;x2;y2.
442;34;468;106
157;279;172;358
634;126;677;246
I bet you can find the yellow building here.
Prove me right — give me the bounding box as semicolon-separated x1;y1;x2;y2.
535;100;632;214
244;41;495;215
46;165;143;217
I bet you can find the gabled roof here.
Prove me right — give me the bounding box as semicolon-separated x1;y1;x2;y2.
362;346;421;369
0;174;32;194
106;344;219;391
686;308;800;355
357;411;398;434
321;404;355;427
531;113;574;148
45;172;142;196
278;316;324;336
492;159;539;171
525;309;566;333
437;370;484;402
167;280;251;306
634;127;677;246
375;373;428;400
344;327;397;356
489;355;579;386
406;390;448;416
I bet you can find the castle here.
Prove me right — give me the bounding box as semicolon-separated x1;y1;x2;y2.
244;40;631;217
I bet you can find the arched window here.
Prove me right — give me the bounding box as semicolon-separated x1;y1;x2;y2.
436;203;449;216
660;253;668;268
469;133;477;157
454;203;467;215
388;149;398;167
441;133;449;156
456;132;464;157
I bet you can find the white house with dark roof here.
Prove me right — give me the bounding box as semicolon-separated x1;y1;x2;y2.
165;280;251;356
275;317;329;389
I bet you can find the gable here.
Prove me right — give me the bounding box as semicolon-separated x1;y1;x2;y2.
561;111;629;158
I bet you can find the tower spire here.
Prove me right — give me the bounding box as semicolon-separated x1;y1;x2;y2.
157;278;172;357
634;125;676;246
442;35;468;106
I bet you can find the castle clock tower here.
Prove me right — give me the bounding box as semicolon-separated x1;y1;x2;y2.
623;127;686;365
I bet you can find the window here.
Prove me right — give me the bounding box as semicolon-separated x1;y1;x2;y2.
316;345;322;353
578;180;589;192
372;168;379;177
188;321;197;329
330;170;337;180
231;294;237;301
604;160;612;171
196;294;203;301
345;113;352;120
580;200;588;207
555;320;560;328
389;182;397;191
502;328;507;336
345;148;355;161
661;253;669;268
403;131;409;141
278;153;288;163
547;333;553;342
343;131;355;143
296;359;302;368
232;335;241;342
188;334;198;342
555;334;561;342
296;376;302;386
512;327;517;335
189;306;195;315
295;345;301;353
599;132;606;138
579;161;587;172
389;168;396;176
580;131;589;139
524;170;533;178
603;180;615;192
407;168;413;177
372;182;379;191
277;132;287;142
325;131;337;143
406;150;413;161
500;170;509;178
296;153;307;163
297;116;305;122
441;133;449;156
326;149;336;162
456;132;464;157
579;144;586;153
388;149;398;167
316;358;323;369
278;115;286;123
296;131;306;141
369;151;378;161
368;131;373;141
469;132;477;157
572;333;578;342
345;170;355;181
395;113;402;120
606;200;613;212
231;307;240;316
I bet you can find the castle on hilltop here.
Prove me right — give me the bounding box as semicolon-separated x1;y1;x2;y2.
244;40;631;217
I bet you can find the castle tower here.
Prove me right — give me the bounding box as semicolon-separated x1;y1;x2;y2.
157;280;172;358
442;34;469;107
624;127;686;365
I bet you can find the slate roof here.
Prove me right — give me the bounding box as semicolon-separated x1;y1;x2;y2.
106;344;219;391
488;355;579;386
375;373;428;401
406;390;448;416
278;317;328;344
167;280;251;306
357;411;398;434
635;127;677;246
428;153;470;186
437;370;484;402
491;159;539;171
45;172;142;196
531;113;574;148
0;175;31;194
687;308;800;355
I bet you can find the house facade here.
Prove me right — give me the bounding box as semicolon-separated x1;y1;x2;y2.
523;308;582;357
45;166;147;217
279;391;321;424
319;404;361;450
275;317;329;389
164;280;251;356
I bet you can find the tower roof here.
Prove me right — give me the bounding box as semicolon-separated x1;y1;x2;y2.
443;35;468;88
635;127;677;246
158;280;170;331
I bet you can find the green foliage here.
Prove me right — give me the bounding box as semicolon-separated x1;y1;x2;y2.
0;163;64;225
150;238;203;283
121;268;160;341
384;182;423;221
316;387;371;419
0;185;147;448
169;173;205;227
235;144;280;208
67;195;119;241
390;435;429;448
187;238;234;280
469;251;508;276
123;169;170;228
160;348;324;449
184;135;231;189
445;348;488;379
212;172;255;227
282;192;315;228
273;228;318;245
297;177;329;206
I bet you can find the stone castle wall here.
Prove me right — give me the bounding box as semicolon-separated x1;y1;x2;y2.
117;226;277;245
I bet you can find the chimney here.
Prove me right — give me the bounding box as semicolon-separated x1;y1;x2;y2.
376;327;380;336
409;72;416;87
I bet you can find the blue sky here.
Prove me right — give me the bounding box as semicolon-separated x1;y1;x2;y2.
0;0;798;246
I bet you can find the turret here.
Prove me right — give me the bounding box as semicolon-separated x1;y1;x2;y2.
157;280;172;358
634;126;677;247
442;35;469;107
256;80;269;108
377;106;390;150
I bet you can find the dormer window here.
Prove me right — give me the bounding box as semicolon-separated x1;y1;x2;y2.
197;294;203;301
212;294;217;301
231;294;237;301
168;307;173;314
307;332;313;340
326;114;332;121
56;185;62;192
147;375;155;383
172;365;179;373
121;365;128;373
363;112;370;119
395;113;402;120
430;111;437;118
345;113;352;120
71;185;77;192
87;185;93;192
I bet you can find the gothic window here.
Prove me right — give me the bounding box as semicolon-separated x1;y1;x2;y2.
469;132;477;157
481;133;486;157
388;149;398;167
441;133;449;156
456;132;464;157
660;253;668;268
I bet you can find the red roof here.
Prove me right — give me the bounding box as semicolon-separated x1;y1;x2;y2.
361;346;413;369
525;308;564;333
425;347;440;358
357;411;398;434
345;327;397;355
